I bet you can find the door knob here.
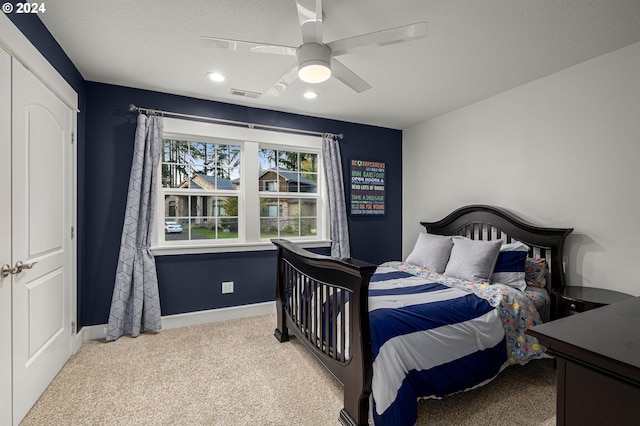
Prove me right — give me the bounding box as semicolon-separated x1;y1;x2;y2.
15;261;38;273
1;264;17;278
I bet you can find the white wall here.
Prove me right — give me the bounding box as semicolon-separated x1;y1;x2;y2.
403;41;640;296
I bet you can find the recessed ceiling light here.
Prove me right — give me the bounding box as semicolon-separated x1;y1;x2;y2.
206;72;227;83
303;91;319;100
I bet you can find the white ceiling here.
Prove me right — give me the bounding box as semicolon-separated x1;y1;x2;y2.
39;0;640;129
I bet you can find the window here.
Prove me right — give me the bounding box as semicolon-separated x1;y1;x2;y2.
155;118;329;254
258;148;318;239
161;139;240;242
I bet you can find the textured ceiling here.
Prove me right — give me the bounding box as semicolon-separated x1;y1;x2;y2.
39;0;640;129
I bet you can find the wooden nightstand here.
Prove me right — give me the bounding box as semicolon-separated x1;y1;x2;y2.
553;286;633;317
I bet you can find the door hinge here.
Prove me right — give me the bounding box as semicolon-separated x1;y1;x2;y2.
71;321;76;334
71;132;75;145
71;226;75;239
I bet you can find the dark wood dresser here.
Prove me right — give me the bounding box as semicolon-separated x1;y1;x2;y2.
528;296;640;426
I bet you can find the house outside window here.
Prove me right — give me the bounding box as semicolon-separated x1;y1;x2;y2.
258;148;318;239
154;118;329;254
161;138;240;242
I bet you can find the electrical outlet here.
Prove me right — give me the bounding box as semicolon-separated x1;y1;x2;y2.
222;281;234;294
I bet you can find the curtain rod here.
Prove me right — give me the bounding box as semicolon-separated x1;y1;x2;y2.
128;104;343;139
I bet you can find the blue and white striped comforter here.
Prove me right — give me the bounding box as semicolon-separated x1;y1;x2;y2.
369;266;507;426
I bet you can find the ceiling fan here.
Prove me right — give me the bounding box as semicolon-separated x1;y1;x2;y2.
201;0;426;97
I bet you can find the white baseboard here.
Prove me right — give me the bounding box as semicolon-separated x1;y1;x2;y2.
77;301;276;345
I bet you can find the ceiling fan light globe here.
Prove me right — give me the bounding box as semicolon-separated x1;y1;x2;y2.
296;42;332;83
298;62;331;83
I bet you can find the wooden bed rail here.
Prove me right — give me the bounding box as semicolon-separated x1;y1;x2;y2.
271;239;377;426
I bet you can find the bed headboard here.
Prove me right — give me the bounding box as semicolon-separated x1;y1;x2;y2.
421;205;573;319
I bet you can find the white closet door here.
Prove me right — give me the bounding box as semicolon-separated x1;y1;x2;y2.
0;46;12;426
11;58;74;425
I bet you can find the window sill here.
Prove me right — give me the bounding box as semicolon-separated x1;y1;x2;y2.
151;240;332;256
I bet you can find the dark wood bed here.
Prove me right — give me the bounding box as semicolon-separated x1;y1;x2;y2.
272;204;573;425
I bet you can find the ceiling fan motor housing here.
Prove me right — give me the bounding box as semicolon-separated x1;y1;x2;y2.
297;43;332;83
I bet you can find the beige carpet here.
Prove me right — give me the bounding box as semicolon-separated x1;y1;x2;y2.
21;314;556;425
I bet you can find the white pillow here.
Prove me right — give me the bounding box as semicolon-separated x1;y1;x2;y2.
492;241;529;290
405;233;453;273
443;237;503;283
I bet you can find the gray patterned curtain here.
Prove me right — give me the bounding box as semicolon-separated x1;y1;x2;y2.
106;113;163;341
322;135;351;258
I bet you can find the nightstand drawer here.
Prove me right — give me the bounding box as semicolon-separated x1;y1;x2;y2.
553;286;633;317
556;296;603;313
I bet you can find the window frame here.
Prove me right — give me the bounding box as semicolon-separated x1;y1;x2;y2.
160;137;241;244
151;117;331;255
257;143;321;241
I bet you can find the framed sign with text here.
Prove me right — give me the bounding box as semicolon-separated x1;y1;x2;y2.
349;159;385;215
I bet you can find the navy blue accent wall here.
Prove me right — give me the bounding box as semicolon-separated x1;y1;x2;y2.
84;83;402;325
7;11;403;327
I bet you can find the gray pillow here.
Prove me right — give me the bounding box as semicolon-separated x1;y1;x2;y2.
405;233;453;273
443;237;503;283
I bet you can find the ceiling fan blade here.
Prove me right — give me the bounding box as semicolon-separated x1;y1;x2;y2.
263;63;299;97
331;59;371;93
201;36;296;56
296;0;323;44
328;22;427;56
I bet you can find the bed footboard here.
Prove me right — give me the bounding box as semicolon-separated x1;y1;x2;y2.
272;239;377;426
